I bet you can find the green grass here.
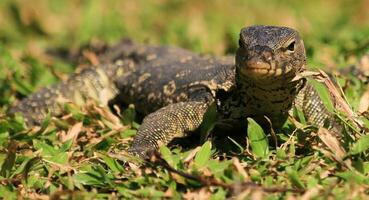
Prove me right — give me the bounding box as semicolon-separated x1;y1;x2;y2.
1;0;369;199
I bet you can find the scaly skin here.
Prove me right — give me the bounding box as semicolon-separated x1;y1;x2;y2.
9;25;338;158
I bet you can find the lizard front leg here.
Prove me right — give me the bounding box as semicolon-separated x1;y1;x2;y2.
128;101;210;158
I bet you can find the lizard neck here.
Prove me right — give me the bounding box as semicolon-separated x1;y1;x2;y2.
219;69;305;127
236;69;305;114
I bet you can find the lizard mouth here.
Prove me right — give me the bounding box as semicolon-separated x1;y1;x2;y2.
239;61;295;82
240;60;274;76
244;66;270;73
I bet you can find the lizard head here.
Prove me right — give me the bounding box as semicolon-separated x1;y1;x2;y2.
236;25;306;84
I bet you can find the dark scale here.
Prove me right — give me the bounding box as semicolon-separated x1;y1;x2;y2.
9;25;339;158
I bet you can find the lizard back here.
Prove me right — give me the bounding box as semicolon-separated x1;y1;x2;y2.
114;45;236;114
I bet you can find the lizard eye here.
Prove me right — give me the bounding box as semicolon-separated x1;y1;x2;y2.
286;41;295;52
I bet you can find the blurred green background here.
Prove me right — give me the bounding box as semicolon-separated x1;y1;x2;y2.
1;0;369;62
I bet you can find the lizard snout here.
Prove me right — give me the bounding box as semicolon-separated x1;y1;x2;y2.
236;45;275;78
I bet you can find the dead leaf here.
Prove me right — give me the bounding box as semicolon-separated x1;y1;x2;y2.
250;189;264;200
319;170;331;179
82;50;100;66
317;128;352;168
317;128;346;159
291;70;320;82
183;146;201;163
88;102;123;130
183;188;211;200
300;186;321;200
164;188;174;198
232;157;250;180
59;122;83;143
234;189;251;200
357;53;369;73
359;86;369;113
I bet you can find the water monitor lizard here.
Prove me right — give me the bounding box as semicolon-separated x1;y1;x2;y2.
9;25;336;157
